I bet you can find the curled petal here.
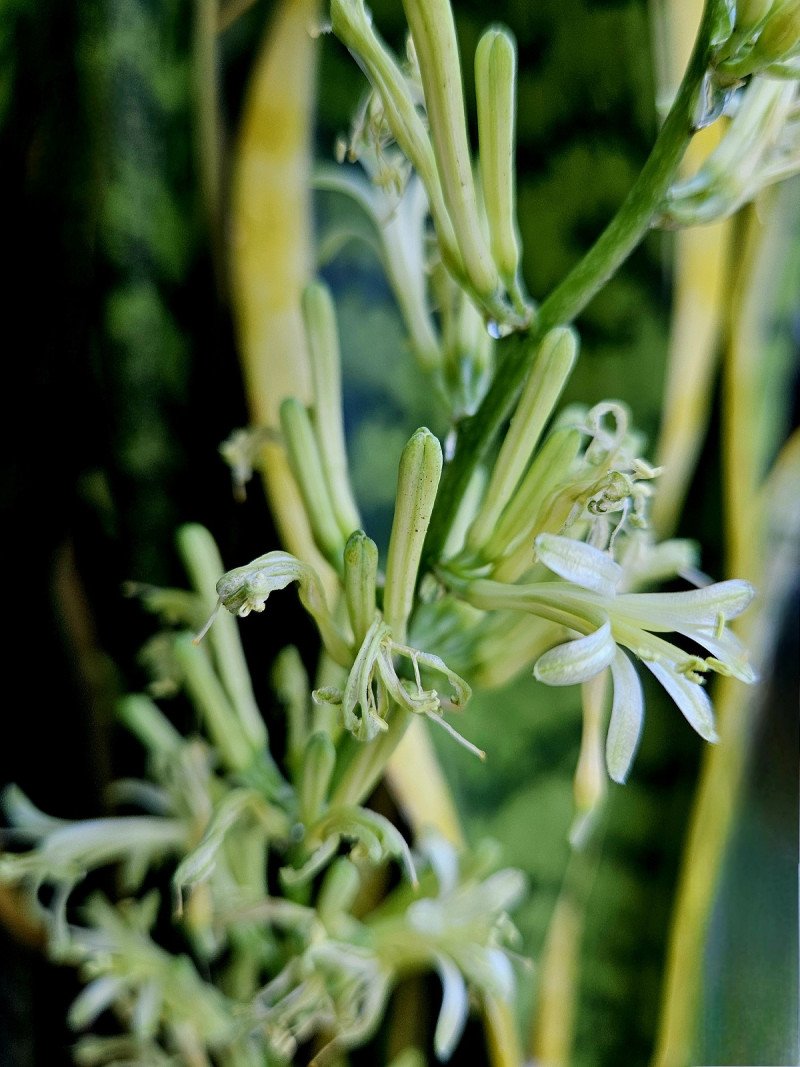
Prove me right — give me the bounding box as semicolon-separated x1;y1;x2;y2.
606;650;645;783
645;660;718;742
534;621;616;686
534;534;623;597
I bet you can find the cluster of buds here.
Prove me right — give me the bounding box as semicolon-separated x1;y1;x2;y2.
204;424;481;764
329;0;531;330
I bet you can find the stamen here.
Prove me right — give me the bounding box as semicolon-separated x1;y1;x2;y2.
192;599;223;645
425;711;486;760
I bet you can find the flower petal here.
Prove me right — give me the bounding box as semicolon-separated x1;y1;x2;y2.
534;620;616;686
534;533;623;597
681;624;758;683
606;650;645;783
644;660;718;742
613;579;755;629
433;953;469;1060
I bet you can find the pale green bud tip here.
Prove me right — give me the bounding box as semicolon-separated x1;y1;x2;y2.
301;279;335;330
344;529;380;642
316;857;362;923
299;731;337;823
475;25;520;284
344;528;376;558
534;533;623;598
735;0;775;31
544;327;579;392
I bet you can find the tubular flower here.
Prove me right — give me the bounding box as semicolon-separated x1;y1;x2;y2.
449;533;756;782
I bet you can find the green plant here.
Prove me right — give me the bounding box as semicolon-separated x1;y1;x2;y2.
2;0;798;1064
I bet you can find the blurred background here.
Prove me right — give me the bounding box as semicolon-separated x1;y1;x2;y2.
1;0;797;1064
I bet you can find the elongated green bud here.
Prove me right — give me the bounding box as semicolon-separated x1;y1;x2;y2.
178;524;267;751
272;646;310;774
466;328;578;552
117;694;184;757
173;633;255;772
484;426;582;565
302;282;361;539
299;731;337;826
280;397;346;566
401;0;499;301
384;428;443;641
344;530;379;646
316;856;362;928
475;27;521;288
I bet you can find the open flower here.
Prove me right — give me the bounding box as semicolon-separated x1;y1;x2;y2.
448;533;756;782
313;615;481;758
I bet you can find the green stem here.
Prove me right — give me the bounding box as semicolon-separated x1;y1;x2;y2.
329;706;414;809
423;0;719;567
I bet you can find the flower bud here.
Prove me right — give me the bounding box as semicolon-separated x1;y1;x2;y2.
467;328;578;553
718;0;800;75
344;530;379;645
280;397;346;566
117;694;184;757
299;732;337;825
401;0;500;302
173;633;256;771
316;856;362;928
735;0;775;33
302;282;361;539
384;428;443;641
475;27;522;293
484;426;582;568
570;671;609;847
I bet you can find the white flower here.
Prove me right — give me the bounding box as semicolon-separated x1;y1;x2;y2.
453;533;756;781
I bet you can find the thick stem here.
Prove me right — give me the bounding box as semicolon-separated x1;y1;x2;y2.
423;0;719;567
